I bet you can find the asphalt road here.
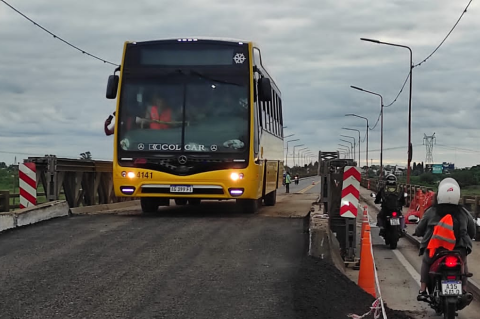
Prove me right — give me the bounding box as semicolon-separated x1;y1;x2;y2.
0;201;308;319
277;176;318;195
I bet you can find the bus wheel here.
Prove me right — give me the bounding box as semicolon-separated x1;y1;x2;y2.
175;199;188;205
236;199;259;214
141;198;159;213
188;198;201;206
263;190;277;206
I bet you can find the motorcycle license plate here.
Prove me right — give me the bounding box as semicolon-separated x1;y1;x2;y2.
390;218;400;226
441;280;462;296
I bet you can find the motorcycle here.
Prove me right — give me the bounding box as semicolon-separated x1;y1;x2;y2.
294;176;299;185
382;208;404;249
419;249;474;318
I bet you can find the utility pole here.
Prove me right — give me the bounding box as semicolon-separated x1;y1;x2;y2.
423;133;436;165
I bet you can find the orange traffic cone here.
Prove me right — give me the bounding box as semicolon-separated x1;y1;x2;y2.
359;207;369;258
361;206;368;236
358;224;376;298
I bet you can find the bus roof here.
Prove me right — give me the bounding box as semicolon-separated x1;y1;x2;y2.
126;36;254;45
123;37;280;94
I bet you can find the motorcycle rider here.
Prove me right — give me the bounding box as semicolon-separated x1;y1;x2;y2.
374;174;406;237
294;174;299;185
414;178;476;301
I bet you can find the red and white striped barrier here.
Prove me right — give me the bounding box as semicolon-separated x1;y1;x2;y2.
19;163;37;209
340;166;361;218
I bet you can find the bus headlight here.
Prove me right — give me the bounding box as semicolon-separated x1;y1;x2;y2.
230;172;244;181
127;172;136;178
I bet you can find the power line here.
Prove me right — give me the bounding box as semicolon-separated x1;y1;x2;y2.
384;72;410;108
0;150;112;161
414;0;474;68
436;144;480;153
0;0;119;66
369;111;381;131
380;1;472;108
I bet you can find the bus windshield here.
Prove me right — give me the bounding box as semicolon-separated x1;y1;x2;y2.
117;71;249;155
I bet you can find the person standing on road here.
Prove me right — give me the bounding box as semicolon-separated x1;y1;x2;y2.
285;172;291;193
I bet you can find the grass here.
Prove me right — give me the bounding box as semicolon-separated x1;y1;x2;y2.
0;177;66;211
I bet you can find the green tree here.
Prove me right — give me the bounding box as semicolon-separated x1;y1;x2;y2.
80;151;92;160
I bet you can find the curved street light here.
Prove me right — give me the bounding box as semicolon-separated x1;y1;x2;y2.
351;86;384;177
360;37;413;184
285;138;299;167
340;139;354;160
293;144;305;167
345;114;369;171
342;128;361;168
340;135;356;163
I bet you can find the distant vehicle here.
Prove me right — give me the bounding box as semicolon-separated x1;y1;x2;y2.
105;37;284;214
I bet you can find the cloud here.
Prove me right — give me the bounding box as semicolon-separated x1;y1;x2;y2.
0;0;479;169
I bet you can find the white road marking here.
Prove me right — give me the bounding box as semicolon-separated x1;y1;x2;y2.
392;249;421;287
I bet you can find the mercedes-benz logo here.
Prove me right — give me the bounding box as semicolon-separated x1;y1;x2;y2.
178;155;188;165
138;143;145;151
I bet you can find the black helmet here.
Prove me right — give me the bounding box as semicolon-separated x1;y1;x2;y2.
385;174;397;185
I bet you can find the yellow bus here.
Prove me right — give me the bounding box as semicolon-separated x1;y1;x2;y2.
105;37;284;213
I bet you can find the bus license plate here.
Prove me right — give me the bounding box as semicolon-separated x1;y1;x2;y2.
441;280;462;296
170;185;193;193
390;218;400;226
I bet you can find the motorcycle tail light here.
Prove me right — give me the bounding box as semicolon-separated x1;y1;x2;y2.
392;212;397;217
445;256;459;268
447;276;457;280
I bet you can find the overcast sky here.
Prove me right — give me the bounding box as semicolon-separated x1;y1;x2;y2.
1;0;479;168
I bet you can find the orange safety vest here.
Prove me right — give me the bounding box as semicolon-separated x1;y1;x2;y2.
427;214;456;257
150;106;172;130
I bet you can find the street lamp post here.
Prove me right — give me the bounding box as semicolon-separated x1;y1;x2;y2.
340;139;354;161
340;135;356;163
338;144;351;158
360;37;413;184
345;114;369;172
285;138;299;168
351;86;384;178
298;147;308;167
342;128;361;167
338;148;349;159
293;144;304;167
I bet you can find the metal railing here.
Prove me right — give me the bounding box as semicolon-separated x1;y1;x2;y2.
0;155;135;212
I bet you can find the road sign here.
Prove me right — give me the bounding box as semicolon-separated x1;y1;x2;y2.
432;164;443;174
340;166;361;218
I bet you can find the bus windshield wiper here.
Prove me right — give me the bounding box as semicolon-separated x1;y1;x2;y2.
188;70;242;87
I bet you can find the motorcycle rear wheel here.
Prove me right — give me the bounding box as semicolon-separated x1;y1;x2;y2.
443;299;457;319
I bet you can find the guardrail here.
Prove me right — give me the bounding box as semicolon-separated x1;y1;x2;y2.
0;155;135;213
0;190;66;211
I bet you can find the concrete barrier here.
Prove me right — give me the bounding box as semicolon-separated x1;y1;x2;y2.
309;203;346;274
70;200;141;215
0;214;16;232
0;200;69;234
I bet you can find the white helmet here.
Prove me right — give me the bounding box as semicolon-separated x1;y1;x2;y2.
437;178;461;205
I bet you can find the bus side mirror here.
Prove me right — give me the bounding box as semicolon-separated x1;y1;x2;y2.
106;75;119;99
258;77;272;102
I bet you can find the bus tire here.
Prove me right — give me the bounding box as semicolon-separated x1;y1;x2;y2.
263;190;277;206
236;199;259;214
141;197;159;213
175;199;188;205
188;198;201;206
